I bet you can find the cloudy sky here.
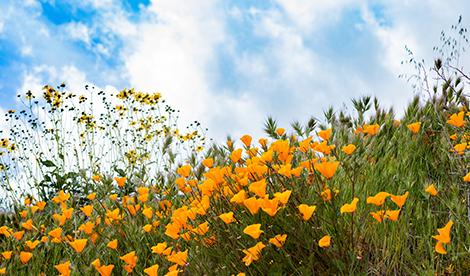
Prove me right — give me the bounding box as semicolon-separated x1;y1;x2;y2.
1;0;469;143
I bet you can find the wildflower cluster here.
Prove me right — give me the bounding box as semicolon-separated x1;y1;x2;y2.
0;21;470;275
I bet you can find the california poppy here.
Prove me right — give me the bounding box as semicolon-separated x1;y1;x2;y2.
144;264;159;276
219;212;234;224
273;190;291;205
242;242;265;266
202;158;214;168
314;161;340;179
120;251;137;268
107;239;118;250
80;205;93;217
243;197;260;215
276;128;285;136
166;250;188;266
390;192;409;208
318;129;331;141
407;122;421;133
364;124;380;135
435;241;446;254
318;236;331;247
447;111;465;127
54;261;71;276
341;144;356;155
340;198;359;213
370;210;385;223
385;210;400;221
366;192;389;206
114;176;127;187
298;204;316;220
240;135;252;148
69;239;87;253
425;184;438;196
249;179;267;198
177;165;191;178
20;252;32;264
432;221;453;244
269;234;287;247
244;224;264;239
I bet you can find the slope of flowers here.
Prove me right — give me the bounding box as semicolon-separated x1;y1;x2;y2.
1;45;470;274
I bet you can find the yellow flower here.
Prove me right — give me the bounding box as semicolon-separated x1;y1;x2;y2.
366;192;389;206
36;201;46;211
1;251;12;260
151;242;168;254
93;175;102;181
435;241;446;254
385;210;400;221
55;261;71;276
452;142;467;155
240;135;252;148
318;129;331;141
314;161;340;179
298;204;316;220
340;198;359;213
120;251;137;268
87;193;96;200
425;184;438;196
370;210;385;223
364;124;380;135
202;158;214;168
107;239;118;250
273;190;291;205
192;221;209;236
219;212;234;224
80;205;94;217
114;177;127;187
390;192;409;208
69;239;87;253
269;234;287;247
144;264;159;276
341;144;356;155
166;250;188;266
407;122;421;133
318;236;331;247
447;111;465;127
249;179;267;198
59;190;70;201
243;224;264;239
13;231;25;241
432;221;453;244
243;197;260;215
20;252;32;264
230;148;243;163
242;242;265;266
177;165;191;178
143;224;153;233
25;240;40;250
276;128;285;136
21;219;33;231
464;172;470;182
79;222;95;235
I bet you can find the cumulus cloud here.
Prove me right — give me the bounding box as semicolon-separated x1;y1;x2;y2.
2;0;470;145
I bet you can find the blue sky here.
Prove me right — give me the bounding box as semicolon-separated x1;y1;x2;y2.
1;0;469;143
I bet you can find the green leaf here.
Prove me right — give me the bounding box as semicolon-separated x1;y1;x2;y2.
41;159;56;167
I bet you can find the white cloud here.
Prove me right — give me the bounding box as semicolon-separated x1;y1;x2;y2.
62;21;91;46
275;0;358;33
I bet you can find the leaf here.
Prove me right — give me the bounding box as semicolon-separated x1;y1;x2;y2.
113;166;126;177
40;160;56;168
